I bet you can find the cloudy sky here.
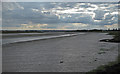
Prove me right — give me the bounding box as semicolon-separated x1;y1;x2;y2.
2;0;119;2
2;2;119;30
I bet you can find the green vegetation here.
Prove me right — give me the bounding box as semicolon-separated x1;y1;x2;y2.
100;31;120;43
108;31;120;42
86;61;119;73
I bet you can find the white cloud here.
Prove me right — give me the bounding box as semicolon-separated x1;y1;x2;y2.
72;23;88;27
32;9;39;12
37;24;48;27
104;13;110;19
111;12;118;15
21;23;48;30
90;4;98;10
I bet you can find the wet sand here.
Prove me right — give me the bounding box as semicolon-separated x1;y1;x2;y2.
2;32;85;44
2;32;118;72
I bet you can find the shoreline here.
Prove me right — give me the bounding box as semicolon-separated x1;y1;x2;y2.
2;33;85;45
3;33;118;72
87;31;120;73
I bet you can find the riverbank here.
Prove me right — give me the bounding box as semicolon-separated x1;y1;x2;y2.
87;31;120;73
100;31;120;43
3;33;118;72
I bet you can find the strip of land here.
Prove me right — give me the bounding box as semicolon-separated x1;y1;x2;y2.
2;32;85;44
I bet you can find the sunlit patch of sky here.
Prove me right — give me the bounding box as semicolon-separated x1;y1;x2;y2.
2;2;119;30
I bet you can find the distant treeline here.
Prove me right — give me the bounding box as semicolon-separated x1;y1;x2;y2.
1;29;120;33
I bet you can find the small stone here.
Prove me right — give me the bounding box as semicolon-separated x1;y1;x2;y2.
94;60;97;61
60;61;63;63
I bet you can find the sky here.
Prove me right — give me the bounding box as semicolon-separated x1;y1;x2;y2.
2;0;119;2
2;2;119;30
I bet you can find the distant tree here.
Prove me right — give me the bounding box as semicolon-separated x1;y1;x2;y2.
118;28;120;31
108;28;110;31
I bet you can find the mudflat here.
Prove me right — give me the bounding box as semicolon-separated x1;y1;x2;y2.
2;32;118;72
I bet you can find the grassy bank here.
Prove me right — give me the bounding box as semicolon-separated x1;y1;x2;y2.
86;60;119;73
107;31;120;43
87;31;120;73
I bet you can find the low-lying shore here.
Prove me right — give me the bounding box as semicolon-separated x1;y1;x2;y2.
3;32;118;72
100;31;120;43
87;31;120;73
